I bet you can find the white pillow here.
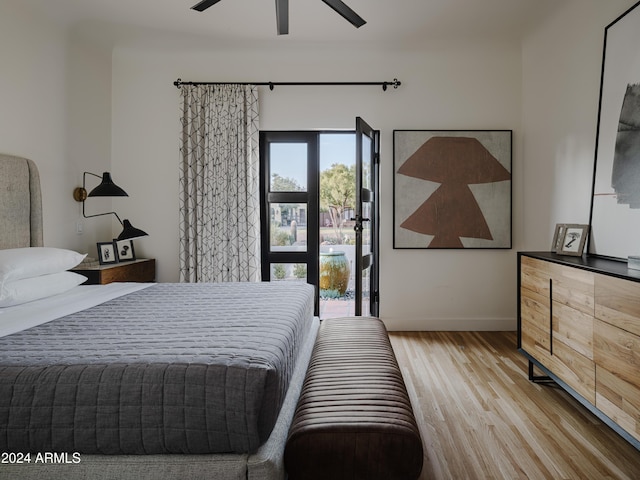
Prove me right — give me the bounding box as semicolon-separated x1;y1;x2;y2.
0;271;87;307
0;247;86;284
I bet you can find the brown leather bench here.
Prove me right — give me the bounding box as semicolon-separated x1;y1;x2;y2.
284;317;424;480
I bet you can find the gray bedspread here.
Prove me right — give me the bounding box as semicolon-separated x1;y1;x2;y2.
0;282;315;455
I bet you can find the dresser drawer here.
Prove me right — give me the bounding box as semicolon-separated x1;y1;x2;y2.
552;264;594;316
550;339;595;404
521;256;553;297
594;319;640;392
594;318;640;442
553;301;593;360
595;273;640;337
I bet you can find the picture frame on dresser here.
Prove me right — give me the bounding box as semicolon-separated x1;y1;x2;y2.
115;239;135;261
97;241;118;265
589;1;640;260
558;224;589;256
551;223;566;252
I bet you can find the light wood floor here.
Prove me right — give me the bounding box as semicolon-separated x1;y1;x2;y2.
388;331;640;480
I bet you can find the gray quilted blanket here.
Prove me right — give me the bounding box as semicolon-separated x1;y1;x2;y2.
0;282;315;455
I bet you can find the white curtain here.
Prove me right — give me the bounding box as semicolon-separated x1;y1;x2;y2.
179;84;261;282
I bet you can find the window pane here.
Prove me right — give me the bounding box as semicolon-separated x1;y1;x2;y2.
361;265;371;317
362;202;371;251
319;133;356;247
271;263;308;282
362;134;372;190
270;203;307;252
270;143;307;192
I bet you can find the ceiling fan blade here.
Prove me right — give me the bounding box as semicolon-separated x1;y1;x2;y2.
191;0;223;12
321;0;366;28
276;0;289;35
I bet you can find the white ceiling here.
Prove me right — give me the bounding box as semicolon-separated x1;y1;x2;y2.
18;0;566;49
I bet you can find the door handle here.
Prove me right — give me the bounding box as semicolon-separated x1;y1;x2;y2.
350;215;370;233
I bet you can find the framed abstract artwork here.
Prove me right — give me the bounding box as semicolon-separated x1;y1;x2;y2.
589;1;640;260
393;130;512;249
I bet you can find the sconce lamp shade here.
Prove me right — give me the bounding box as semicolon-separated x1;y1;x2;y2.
117;219;148;241
88;172;128;197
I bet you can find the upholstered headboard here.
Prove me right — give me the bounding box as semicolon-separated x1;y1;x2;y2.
0;154;44;249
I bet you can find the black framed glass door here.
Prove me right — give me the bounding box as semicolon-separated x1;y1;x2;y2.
260;126;379;318
355;117;379;316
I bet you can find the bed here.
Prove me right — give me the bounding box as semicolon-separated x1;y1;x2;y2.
0;154;319;480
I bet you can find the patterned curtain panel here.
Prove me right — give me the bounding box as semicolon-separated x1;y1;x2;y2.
179;84;261;282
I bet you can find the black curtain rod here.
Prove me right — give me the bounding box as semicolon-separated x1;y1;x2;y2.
173;78;401;91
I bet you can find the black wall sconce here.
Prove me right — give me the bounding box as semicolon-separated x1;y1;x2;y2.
73;172;148;241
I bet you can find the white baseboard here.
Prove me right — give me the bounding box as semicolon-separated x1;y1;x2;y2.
380;316;516;332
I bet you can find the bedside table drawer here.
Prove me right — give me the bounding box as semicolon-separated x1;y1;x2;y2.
71;259;155;285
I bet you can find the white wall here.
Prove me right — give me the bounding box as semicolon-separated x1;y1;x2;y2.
0;4;70;248
66;28;114;254
0;4;113;254
111;41;523;330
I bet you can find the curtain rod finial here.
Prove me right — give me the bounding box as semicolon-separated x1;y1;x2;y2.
174;78;183;89
382;79;401;91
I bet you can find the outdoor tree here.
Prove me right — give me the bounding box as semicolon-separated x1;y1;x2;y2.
271;173;303;192
398;136;511;247
320;163;356;242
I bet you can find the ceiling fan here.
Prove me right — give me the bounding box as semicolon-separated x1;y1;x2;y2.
190;0;366;35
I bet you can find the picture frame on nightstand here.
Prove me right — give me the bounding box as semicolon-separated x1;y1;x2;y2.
115;239;136;261
97;241;118;265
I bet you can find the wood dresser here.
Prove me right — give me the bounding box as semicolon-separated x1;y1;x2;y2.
518;252;640;450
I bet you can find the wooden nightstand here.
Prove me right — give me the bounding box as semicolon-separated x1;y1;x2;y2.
71;258;156;285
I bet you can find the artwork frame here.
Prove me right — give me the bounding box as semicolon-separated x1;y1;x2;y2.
393;130;512;249
558;224;589;257
589;1;640;260
114;239;136;262
97;241;118;265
